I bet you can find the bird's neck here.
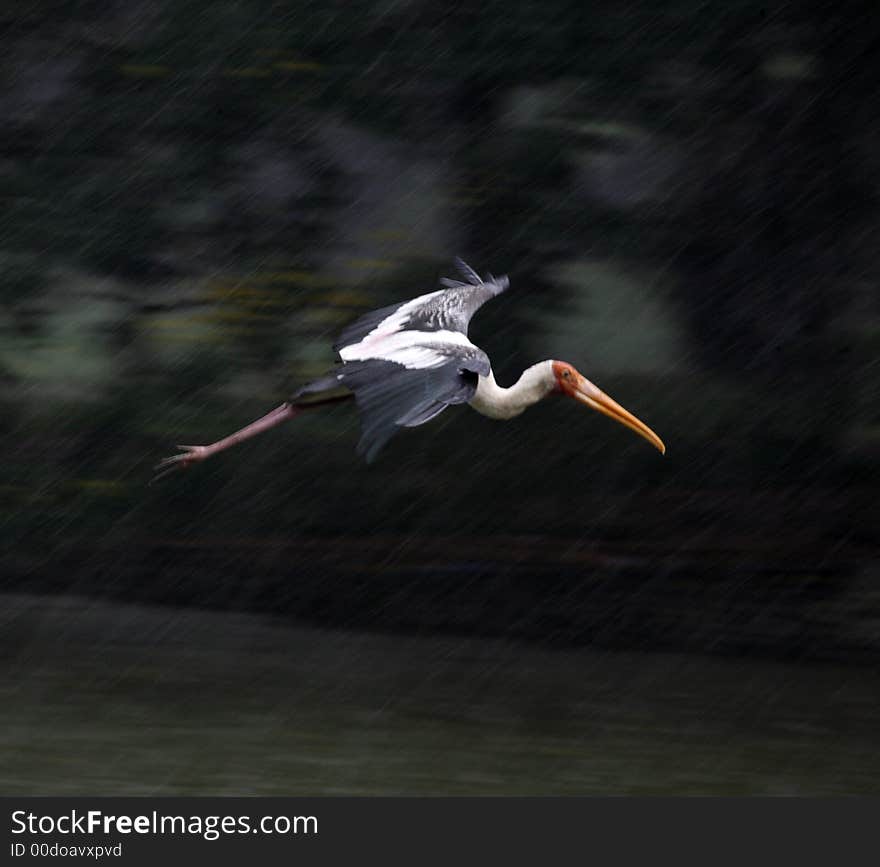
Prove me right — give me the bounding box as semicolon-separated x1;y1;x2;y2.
469;360;556;420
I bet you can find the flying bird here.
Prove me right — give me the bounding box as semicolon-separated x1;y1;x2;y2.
154;259;664;479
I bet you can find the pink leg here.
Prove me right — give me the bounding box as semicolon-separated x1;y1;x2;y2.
152;403;299;483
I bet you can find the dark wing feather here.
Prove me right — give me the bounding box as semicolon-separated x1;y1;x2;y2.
333;258;508;354
398;401;450;427
336;348;489;461
332;299;418;355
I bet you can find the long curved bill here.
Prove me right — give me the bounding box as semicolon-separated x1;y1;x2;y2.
572;377;666;454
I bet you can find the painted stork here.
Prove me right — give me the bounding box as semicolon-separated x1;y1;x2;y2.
154;259;664;479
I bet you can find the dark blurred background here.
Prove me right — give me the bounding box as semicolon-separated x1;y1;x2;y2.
2;1;878;794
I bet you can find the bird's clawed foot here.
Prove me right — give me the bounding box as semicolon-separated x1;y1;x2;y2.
151;445;210;484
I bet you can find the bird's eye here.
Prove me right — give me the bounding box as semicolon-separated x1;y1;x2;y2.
562;369;571;379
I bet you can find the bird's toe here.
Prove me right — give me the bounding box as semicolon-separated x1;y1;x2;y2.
150;445;208;484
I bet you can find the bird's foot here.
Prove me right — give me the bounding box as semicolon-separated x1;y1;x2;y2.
151;445;210;484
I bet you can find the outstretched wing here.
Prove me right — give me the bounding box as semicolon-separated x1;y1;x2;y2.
333;258;509;354
333;341;490;462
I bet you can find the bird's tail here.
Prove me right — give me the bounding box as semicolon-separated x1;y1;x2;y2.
290;372;352;408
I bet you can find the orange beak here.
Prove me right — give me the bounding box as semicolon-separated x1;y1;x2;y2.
567;375;665;454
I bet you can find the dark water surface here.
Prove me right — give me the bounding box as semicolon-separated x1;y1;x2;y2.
3;593;877;795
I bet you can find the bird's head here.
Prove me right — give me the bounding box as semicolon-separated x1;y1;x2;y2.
551;361;665;454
